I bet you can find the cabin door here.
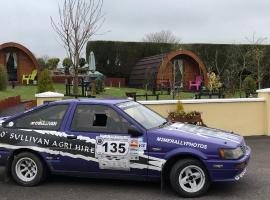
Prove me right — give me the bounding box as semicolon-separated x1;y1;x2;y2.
6;51;18;81
173;59;184;88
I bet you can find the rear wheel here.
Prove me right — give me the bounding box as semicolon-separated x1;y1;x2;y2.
11;152;46;186
170;159;210;197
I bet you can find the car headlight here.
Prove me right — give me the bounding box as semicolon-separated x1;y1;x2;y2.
220;147;244;159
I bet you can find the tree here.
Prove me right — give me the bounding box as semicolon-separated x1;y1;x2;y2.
63;58;73;68
37;58;47;69
243;76;256;97
0;64;8;91
51;0;105;96
62;58;73;74
246;34;267;89
46;58;60;70
143;30;180;44
79;58;86;67
37;69;55;93
224;44;252;96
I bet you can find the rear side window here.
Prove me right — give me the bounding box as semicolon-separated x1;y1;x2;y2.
6;104;69;130
71;104;130;133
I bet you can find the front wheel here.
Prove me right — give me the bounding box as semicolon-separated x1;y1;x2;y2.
170;159;210;197
11;152;46;186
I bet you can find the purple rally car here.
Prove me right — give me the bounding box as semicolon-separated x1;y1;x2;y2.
0;99;251;197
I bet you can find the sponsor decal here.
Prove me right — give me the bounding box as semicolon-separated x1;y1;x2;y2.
130;139;139;148
117;101;138;109
167;123;242;144
30;120;58;127
0;129;96;156
156;136;208;150
95;135;148;170
0;128;164;172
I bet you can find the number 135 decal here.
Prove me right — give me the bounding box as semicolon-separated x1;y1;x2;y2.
102;141;128;154
96;137;129;156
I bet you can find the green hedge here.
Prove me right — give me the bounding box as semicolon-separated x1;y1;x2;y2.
86;41;179;78
86;41;270;89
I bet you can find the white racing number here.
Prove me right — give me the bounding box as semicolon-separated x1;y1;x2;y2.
99;140;129;156
96;136;129;156
95;135;131;170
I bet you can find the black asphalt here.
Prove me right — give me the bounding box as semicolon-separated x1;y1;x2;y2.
0;136;269;200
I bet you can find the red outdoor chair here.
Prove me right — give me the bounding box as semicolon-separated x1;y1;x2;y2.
189;76;202;91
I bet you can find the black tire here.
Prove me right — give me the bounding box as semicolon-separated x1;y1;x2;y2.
169;158;210;198
11;152;46;186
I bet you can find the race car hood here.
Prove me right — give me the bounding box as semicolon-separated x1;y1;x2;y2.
152;122;244;147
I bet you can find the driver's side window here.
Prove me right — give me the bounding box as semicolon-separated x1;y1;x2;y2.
71;104;130;133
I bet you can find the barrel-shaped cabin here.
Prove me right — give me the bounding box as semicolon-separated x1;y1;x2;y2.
0;42;40;83
129;50;208;90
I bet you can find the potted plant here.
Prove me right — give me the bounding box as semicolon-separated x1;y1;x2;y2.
168;100;205;126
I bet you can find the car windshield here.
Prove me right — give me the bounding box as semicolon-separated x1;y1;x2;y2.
117;101;167;129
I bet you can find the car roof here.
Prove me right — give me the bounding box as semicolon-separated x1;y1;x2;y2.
52;98;131;105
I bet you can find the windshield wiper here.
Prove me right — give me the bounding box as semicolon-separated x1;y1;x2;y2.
158;121;171;128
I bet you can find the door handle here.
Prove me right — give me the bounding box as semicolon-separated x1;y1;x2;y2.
67;135;77;140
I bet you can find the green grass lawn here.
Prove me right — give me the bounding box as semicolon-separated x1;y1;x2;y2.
102;87;195;100
0;84;249;101
0;84;67;101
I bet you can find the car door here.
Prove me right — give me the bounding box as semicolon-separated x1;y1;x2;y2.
62;103;148;178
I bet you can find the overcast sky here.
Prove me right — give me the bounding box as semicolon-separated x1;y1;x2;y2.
0;0;270;59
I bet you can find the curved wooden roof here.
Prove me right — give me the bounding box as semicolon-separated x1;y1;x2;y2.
0;42;40;72
159;49;208;85
129;49;208;87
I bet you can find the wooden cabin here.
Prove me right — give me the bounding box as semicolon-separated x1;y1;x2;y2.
0;42;40;83
129;50;208;90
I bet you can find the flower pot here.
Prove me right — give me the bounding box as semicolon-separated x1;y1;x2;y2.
168;113;206;126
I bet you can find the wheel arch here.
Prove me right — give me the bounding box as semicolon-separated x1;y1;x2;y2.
6;148;50;175
162;152;208;182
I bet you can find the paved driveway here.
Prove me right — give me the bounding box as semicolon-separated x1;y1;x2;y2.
0;136;269;200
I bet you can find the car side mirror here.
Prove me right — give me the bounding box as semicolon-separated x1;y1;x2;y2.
128;125;143;137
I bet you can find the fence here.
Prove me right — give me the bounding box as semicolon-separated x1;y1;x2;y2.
104;78;126;87
0;96;21;112
52;75;126;88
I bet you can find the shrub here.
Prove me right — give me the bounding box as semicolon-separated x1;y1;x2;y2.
0;64;8;91
95;79;105;94
37;69;55;93
62;58;73;75
176;100;184;113
207;72;222;92
79;58;86;67
168;100;200;119
243;76;257;97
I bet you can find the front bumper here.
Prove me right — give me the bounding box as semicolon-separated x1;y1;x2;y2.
205;146;251;182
